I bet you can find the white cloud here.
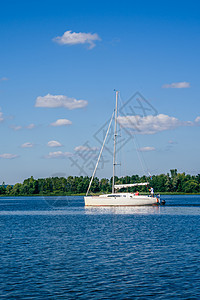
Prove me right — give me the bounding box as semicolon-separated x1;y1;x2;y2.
0;111;4;122
162;82;190;89
0;153;18;159
47;140;62;147
53;30;101;49
21;142;34;148
26;123;35;129
45;151;72;159
10;125;22;131
35;93;88;110
10;124;36;131
139;147;156;152
50;119;72;127
168;140;177;144
117;114;192;134
195;116;200;123
74;145;98;152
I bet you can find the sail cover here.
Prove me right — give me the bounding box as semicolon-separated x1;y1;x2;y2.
114;182;149;190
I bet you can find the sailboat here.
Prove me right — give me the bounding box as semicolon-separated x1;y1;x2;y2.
84;91;161;206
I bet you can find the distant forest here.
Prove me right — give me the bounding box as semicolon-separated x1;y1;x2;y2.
0;169;200;196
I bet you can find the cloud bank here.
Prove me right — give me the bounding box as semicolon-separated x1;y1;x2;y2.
21;142;34;148
162;82;190;89
168;140;177;145
10;125;22;131
50;119;72;127
0;153;18;159
74;145;98;152
35;94;88;110
26;123;35;129
117;114;192;134
10;123;36;131
53;30;101;49
45;151;72;159
139;147;156;152
0;111;4;122
47;140;62;147
195;116;200;123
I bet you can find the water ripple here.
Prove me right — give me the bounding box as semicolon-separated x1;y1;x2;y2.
0;196;200;299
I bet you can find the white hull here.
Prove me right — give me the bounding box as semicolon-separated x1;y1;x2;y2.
84;193;159;206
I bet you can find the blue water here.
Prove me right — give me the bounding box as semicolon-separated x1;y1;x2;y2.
0;195;200;299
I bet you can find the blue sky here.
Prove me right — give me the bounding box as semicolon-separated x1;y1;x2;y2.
0;0;200;184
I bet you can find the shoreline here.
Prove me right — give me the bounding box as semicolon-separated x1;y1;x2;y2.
1;192;200;198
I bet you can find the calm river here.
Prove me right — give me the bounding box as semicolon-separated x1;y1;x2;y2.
0;195;200;299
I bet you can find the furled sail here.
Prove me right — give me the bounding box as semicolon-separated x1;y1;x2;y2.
114;182;149;190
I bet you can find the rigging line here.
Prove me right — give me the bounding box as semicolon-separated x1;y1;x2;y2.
117;94;122;179
112;91;119;193
132;134;151;177
119;122;122;179
118;93;147;177
118;93;128;180
86;110;115;196
132;135;146;175
118;93;151;179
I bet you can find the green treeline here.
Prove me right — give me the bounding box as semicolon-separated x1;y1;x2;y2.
0;169;200;196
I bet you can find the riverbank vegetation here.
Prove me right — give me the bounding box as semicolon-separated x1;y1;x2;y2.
0;169;200;196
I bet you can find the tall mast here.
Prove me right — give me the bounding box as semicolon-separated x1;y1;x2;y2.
112;90;119;193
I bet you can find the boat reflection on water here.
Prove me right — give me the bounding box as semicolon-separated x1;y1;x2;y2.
84;205;161;215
